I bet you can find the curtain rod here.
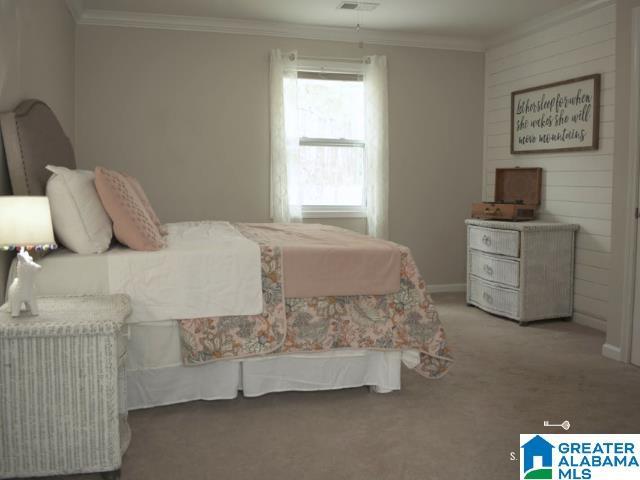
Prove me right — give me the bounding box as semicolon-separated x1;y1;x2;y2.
298;55;365;63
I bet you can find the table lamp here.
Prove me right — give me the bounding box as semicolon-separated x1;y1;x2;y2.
0;196;57;317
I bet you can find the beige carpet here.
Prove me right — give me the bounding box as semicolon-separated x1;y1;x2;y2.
36;293;640;479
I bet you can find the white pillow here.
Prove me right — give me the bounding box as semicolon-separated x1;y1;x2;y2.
45;165;113;254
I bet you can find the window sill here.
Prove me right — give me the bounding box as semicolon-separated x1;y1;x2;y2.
302;206;367;219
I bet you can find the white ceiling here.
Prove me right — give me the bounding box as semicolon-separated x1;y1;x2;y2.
81;0;580;40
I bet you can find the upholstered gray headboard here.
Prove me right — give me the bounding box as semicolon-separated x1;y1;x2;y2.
0;99;74;303
0;99;76;195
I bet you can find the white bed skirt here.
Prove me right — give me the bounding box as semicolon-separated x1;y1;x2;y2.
127;350;404;410
124;320;419;409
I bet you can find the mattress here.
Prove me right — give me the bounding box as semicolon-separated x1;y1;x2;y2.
12;222;263;325
9;248;418;407
8;245;261;323
19;246;422;365
10;247;417;368
15;247;110;297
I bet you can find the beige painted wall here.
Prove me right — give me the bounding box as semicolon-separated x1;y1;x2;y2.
607;0;640;354
75;26;484;287
0;0;75;302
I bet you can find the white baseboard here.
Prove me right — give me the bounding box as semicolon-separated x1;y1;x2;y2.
601;343;623;362
572;312;606;332
427;283;466;294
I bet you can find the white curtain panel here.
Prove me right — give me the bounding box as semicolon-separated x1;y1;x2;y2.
269;49;302;223
363;55;390;239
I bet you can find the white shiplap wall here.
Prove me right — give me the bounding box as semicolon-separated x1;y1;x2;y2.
482;4;616;331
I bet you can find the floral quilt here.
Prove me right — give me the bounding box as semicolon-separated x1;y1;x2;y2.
178;226;453;379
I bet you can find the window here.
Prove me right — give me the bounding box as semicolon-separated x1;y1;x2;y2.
270;50;388;235
296;70;366;217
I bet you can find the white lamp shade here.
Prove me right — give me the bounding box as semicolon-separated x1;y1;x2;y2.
0;196;55;248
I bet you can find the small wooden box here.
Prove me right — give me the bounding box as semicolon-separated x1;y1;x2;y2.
471;167;542;221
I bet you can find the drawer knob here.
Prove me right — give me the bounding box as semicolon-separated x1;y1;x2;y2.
482;264;494;276
482;234;491;246
483;292;493;304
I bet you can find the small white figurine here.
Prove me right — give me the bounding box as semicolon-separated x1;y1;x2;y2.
8;249;42;317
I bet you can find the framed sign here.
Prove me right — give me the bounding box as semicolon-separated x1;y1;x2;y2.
510;74;600;154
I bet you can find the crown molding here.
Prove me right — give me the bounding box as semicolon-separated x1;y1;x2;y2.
486;0;616;48
71;8;485;52
65;0;84;22
64;0;615;53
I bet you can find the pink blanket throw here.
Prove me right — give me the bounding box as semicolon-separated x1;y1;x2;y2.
238;223;401;297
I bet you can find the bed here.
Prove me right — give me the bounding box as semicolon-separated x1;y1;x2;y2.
1;100;452;410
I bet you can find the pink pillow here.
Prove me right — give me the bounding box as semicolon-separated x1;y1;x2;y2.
122;173;168;236
94;167;165;251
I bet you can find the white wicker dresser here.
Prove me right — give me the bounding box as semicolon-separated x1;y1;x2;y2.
0;295;132;479
465;219;579;325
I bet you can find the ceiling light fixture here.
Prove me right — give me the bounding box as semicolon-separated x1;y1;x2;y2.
337;2;379;11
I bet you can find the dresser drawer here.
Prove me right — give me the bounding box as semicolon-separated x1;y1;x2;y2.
469;251;520;288
468;226;520;258
469;276;519;318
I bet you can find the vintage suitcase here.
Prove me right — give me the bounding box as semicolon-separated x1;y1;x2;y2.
471;167;542;221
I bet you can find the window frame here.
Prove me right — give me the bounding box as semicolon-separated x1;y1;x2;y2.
296;60;367;218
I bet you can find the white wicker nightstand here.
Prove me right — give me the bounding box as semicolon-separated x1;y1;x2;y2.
465;219;579;325
0;295;132;479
